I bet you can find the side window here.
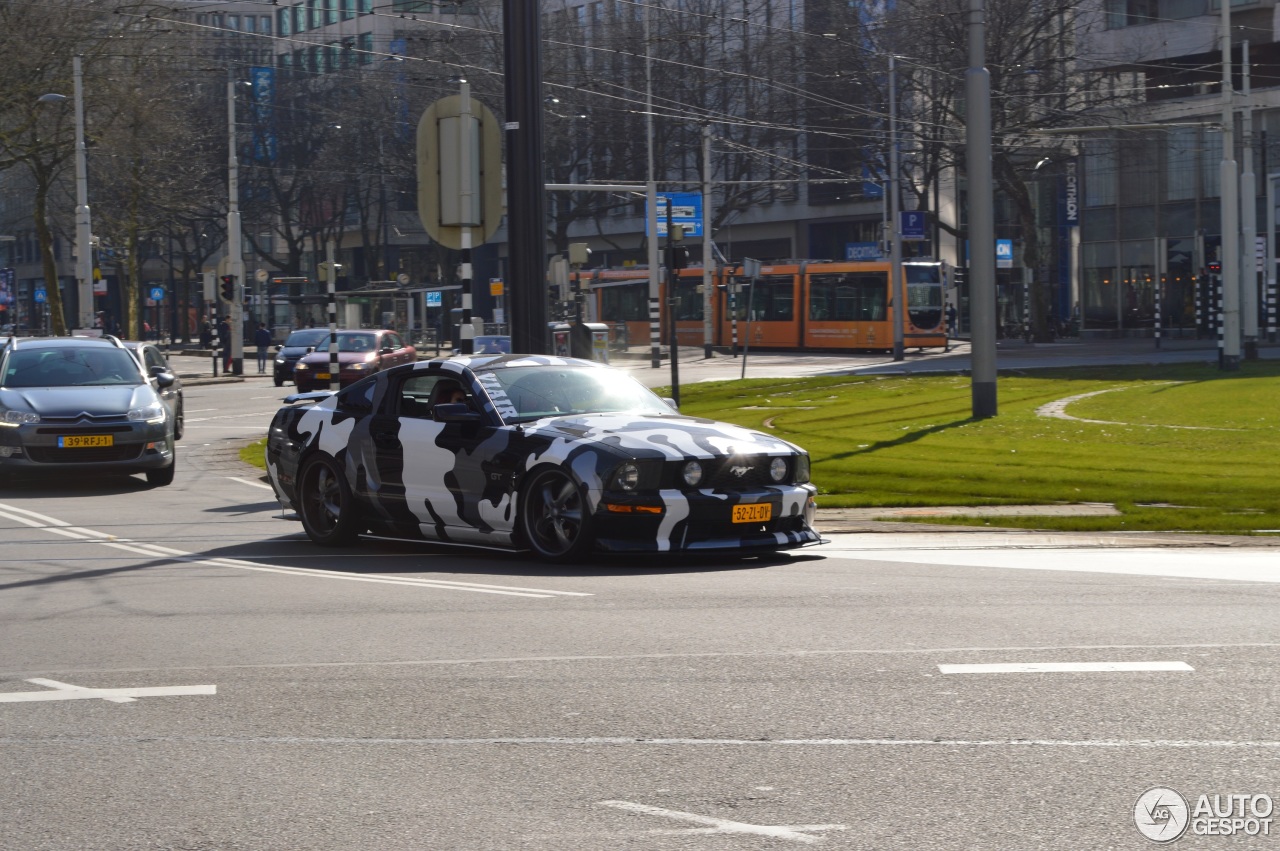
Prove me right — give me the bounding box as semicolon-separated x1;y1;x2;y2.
396;373;466;418
335;380;375;415
386;333;403;350
144;347;164;372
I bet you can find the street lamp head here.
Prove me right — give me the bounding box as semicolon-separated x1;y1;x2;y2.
37;93;69;104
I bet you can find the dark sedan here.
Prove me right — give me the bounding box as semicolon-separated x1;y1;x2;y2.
0;336;177;486
290;329;415;392
123;340;184;440
266;355;822;562
273;328;332;387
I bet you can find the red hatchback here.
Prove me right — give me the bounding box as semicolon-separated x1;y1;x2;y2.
291;329;416;392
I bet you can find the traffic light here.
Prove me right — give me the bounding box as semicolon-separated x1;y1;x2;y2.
672;246;690;269
219;274;236;302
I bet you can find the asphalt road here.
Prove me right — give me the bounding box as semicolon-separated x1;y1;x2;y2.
3;358;1279;850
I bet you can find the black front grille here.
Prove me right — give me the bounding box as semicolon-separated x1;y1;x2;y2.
36;423;133;433
26;444;144;463
705;456;779;489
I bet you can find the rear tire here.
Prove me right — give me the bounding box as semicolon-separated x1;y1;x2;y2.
297;454;361;546
519;467;594;563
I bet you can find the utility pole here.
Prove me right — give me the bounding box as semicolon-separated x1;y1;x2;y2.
645;1;661;369
1241;40;1259;360
889;54;904;362
702;124;714;360
1220;0;1241;370
967;0;997;417
72;56;94;332
227;75;244;376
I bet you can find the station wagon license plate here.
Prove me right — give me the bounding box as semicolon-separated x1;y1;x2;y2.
314;373;331;380
59;434;113;448
731;502;772;523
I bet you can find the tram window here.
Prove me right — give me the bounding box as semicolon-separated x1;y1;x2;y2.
731;275;793;321
674;281;703;320
601;284;647;321
810;273;886;322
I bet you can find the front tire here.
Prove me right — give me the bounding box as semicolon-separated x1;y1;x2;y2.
519;467;594;563
146;452;176;487
297;454;361;546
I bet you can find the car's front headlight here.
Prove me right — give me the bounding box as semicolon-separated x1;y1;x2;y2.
128;402;166;423
794;454;810;484
346;360;376;371
682;460;703;487
275;356;286;364
769;457;788;483
613;462;640;491
1;409;39;426
294;362;310;371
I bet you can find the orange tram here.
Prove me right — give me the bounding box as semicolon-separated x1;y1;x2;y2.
581;260;950;353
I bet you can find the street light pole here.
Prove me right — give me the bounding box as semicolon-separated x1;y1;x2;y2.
889;53;904;362
72;56;94;332
227;76;245;375
967;0;998;418
1219;0;1241;370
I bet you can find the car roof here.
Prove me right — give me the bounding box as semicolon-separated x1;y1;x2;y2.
5;335;127;350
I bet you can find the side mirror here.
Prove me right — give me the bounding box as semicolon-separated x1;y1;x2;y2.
275;344;282;351
433;402;481;423
662;396;679;411
154;371;177;389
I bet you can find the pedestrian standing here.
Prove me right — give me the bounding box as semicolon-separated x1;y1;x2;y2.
946;302;958;335
254;322;272;374
199;321;213;350
217;316;232;372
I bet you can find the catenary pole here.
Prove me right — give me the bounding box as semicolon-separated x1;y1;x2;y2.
1220;0;1241;370
966;0;997;417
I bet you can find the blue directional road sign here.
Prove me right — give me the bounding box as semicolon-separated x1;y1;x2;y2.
900;211;927;241
651;192;703;238
149;286;166;301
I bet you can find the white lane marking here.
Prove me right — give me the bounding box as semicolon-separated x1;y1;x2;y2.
227;476;274;491
599;801;845;844
0;502;591;599
7;735;1280;749
0;679;216;704
822;541;1280;584
939;661;1194;674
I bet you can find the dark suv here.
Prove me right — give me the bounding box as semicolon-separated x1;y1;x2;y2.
0;336;178;486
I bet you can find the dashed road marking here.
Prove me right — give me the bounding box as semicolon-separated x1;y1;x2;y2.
599;801;845;844
0;678;215;704
0;503;590;599
939;661;1194;674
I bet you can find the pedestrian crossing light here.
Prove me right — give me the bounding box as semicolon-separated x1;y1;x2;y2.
219;274;236;302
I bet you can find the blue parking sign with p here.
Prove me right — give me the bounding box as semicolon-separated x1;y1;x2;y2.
900;211;926;241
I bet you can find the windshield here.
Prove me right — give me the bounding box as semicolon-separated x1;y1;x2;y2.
479;365;673;423
284;329;331;348
337;333;378;353
2;347;143;388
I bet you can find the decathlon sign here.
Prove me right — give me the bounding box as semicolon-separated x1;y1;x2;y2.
1063;159;1079;226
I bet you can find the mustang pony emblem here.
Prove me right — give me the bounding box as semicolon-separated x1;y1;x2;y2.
729;465;752;477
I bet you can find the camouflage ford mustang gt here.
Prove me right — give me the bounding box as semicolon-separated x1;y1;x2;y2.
265;354;823;562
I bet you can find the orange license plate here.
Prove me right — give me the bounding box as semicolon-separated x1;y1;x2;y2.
59;434;113;448
731;502;772;523
314;373;331;380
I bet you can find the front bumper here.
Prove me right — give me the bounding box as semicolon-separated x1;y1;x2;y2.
0;420;174;475
591;484;823;554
